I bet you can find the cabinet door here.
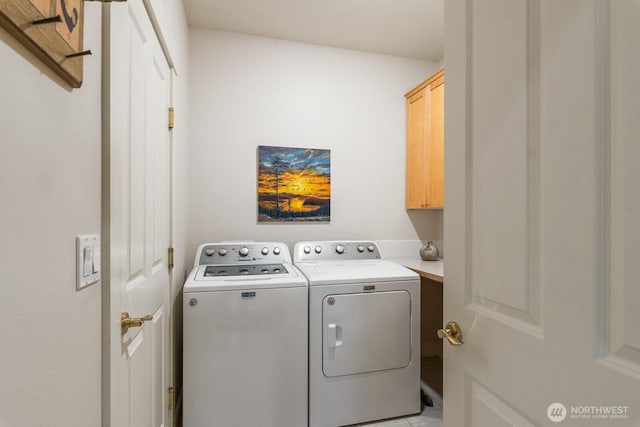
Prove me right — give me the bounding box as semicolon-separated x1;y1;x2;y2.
406;87;429;208
405;69;444;209
427;74;444;207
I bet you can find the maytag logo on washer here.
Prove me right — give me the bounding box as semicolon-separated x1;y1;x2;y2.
547;402;567;423
189;298;198;307
327;297;335;306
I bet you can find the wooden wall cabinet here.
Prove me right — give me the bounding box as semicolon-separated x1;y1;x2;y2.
405;69;444;209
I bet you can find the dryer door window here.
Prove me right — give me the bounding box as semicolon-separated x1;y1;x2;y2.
322;290;411;377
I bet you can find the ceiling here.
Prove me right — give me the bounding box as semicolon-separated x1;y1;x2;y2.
183;0;444;61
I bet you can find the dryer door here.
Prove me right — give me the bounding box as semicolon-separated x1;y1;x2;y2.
322;290;411;377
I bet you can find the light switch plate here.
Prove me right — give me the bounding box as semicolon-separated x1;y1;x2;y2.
76;234;100;290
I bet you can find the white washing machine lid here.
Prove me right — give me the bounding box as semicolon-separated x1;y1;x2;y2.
184;263;308;292
294;259;418;286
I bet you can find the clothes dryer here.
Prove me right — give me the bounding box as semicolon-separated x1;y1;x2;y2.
294;241;421;427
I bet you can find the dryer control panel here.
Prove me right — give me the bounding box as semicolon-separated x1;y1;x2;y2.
293;241;382;262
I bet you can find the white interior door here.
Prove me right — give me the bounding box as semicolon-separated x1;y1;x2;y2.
103;0;171;426
444;1;640;425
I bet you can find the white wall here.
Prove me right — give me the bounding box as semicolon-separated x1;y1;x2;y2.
0;4;102;427
187;28;441;256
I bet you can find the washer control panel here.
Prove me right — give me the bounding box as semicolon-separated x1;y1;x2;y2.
196;242;290;266
294;241;381;262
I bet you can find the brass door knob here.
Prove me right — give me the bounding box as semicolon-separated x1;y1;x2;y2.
438;321;464;346
121;312;153;334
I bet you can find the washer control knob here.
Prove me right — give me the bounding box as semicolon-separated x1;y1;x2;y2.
239;246;249;257
336;245;345;254
205;248;215;256
304;246;311;254
261;247;269;256
273;247;281;255
315;246;322;254
218;248;227;256
357;245;365;253
367;245;375;252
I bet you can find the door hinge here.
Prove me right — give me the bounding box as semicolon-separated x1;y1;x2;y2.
167;386;175;410
168;247;174;270
168;107;175;130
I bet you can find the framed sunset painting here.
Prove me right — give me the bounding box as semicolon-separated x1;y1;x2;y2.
258;146;331;222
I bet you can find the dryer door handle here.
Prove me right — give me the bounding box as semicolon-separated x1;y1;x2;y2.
327;323;343;349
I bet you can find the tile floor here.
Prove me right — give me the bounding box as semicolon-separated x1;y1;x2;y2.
357;400;443;427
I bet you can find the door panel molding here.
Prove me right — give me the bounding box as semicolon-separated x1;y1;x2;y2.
466;375;540;427
599;0;640;379
151;308;165;427
464;0;542;332
129;330;151;426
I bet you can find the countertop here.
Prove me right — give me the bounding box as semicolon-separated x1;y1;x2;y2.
387;257;444;283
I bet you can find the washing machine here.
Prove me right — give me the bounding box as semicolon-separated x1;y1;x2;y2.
293;240;421;427
183;242;308;427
